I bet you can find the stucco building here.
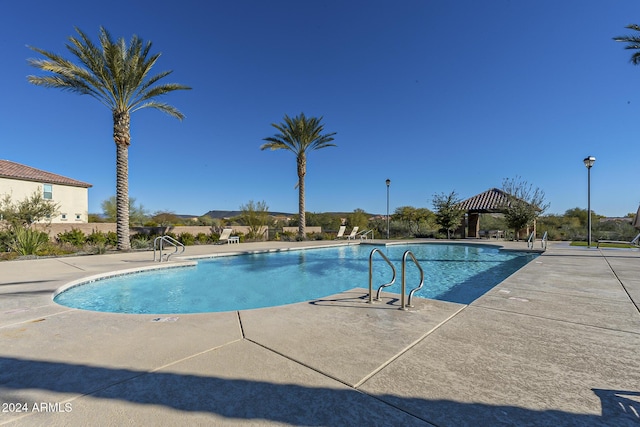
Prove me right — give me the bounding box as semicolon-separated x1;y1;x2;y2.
0;160;92;223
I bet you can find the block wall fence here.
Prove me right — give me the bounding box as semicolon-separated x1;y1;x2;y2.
32;224;323;241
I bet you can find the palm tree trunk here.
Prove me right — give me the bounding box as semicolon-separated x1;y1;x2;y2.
114;110;131;250
115;144;130;250
297;154;306;238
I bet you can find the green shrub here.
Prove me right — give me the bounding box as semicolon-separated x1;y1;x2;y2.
309;232;332;240
414;231;436;238
86;242;107;254
281;231;296;241
86;230;108;245
0;230;12;252
178;232;195;246
10;227;50;255
56;228;86;247
195;232;210;244
40;242;75;256
131;235;150;250
104;231;118;246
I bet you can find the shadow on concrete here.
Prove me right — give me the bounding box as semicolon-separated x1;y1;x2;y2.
0;280;53;287
0;290;55;298
0;356;637;426
308;292;403;309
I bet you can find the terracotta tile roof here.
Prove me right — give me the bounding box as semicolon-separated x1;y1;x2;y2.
456;188;514;212
0;160;92;188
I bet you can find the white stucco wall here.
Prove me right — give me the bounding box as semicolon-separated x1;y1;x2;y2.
0;177;89;223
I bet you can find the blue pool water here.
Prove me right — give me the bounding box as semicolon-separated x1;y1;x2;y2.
54;243;538;314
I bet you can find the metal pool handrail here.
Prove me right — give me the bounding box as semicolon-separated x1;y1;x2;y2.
153;235;185;262
401;250;424;310
527;231;535;249
368;248;396;303
541;231;548;250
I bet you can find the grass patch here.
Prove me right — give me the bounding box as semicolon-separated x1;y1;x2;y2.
570;241;637;248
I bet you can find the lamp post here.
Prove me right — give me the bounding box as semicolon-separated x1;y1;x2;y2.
386;179;391;239
583;156;596;247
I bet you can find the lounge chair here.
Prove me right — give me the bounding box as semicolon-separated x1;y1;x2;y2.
346;226;359;240
597;232;640;248
335;225;346;239
357;229;373;240
216;228;239;245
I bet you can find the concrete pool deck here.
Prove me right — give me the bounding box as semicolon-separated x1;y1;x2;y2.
0;240;638;426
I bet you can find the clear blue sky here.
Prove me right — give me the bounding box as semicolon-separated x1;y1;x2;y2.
1;0;639;217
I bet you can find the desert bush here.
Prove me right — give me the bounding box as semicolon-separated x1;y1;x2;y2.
131;235;150;250
178;232;195;246
86;242;108;254
414;231;436;238
281;231;296;241
42;242;76;256
103;231;118;246
195;232;210;244
86;230;108;245
0;251;19;261
0;230;12;252
56;228;86;247
309;232;333;240
10;227;50;255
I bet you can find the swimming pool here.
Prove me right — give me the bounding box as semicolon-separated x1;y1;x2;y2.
54;243;538;314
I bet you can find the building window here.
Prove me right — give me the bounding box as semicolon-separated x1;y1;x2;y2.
75;214;81;221
43;184;53;200
61;213;67;221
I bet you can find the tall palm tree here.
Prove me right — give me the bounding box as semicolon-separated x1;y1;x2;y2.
261;113;336;238
614;24;640;63
27;27;190;250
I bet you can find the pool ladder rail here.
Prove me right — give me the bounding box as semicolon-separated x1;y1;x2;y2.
153;235;185;262
527;231;548;250
368;248;425;310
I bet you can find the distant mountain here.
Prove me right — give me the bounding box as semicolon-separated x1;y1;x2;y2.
198;210;377;219
201;210;295;219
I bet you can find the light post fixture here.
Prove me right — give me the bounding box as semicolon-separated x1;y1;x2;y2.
583;156;596;247
386;179;391;239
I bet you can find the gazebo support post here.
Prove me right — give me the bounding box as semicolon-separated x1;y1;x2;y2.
467;212;480;238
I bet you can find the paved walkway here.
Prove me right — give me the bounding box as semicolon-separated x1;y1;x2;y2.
0;240;638;426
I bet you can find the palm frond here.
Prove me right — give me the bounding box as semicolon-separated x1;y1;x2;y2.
260;138;290;151
27;26;191;115
132;64;168;96
261;112;336;155
130;101;185;119
614;24;640;65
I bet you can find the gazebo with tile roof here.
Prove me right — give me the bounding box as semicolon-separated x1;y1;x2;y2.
456;188;536;238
